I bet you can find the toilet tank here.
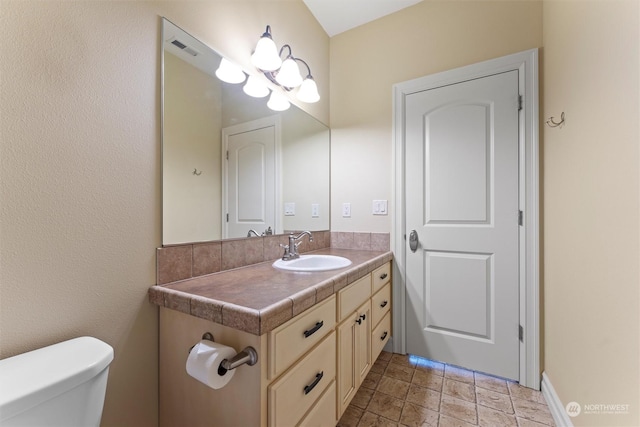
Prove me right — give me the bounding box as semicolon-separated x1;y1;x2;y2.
0;336;114;427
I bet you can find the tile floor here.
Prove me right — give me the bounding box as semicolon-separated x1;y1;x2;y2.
337;351;556;427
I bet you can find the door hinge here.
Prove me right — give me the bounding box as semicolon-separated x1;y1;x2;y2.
226;151;229;160
226;213;229;222
518;210;524;226
518;95;523;111
519;325;524;342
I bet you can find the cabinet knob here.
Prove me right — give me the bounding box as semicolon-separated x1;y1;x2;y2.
379;273;388;280
380;300;388;308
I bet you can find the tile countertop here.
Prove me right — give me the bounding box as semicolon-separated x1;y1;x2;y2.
148;248;393;336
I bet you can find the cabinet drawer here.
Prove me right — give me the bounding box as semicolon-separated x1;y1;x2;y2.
337;275;371;322
297;380;336;427
268;331;336;427
371;312;391;363
372;262;391;293
371;283;391;328
268;295;336;379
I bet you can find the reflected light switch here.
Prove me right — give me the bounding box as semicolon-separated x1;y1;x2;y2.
284;202;295;216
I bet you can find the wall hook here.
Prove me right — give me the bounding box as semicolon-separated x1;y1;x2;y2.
193;168;202;176
546;112;565;128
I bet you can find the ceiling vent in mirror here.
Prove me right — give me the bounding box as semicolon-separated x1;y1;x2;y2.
169;38;199;57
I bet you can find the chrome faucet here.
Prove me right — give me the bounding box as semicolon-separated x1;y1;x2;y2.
247;226;273;237
281;231;313;261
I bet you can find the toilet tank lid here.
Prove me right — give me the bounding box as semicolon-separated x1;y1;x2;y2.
0;336;114;421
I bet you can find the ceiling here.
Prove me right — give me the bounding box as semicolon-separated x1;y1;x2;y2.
303;0;423;37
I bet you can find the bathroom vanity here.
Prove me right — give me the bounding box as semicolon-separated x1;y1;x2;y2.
149;248;392;427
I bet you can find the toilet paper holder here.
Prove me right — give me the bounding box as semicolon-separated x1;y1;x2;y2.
191;332;259;375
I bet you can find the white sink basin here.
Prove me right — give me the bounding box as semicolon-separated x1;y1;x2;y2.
273;255;352;272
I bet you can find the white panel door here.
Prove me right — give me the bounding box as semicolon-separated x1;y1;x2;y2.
405;70;520;380
225;126;275;238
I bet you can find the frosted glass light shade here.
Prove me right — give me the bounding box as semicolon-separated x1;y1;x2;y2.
251;37;282;71
267;91;290;111
243;75;270;98
296;77;320;103
275;57;303;88
215;58;245;84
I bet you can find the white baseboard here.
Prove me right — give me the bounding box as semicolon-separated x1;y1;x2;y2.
542;371;573;427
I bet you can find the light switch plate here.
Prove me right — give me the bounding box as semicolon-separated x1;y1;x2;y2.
284;202;295;216
311;204;319;218
372;200;388;215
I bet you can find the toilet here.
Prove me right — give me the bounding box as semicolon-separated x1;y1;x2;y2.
0;336;114;427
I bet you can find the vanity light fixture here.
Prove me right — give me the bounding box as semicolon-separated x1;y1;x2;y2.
215;58;246;84
251;25;320;105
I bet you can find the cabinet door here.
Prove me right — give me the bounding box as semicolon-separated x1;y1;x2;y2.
355;300;372;387
337;300;372;418
337;313;357;417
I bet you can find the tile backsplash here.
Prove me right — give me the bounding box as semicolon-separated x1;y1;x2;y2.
156;231;390;285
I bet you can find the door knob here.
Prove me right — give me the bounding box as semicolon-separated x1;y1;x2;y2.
409;230;419;252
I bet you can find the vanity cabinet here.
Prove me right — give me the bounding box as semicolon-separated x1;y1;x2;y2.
158;261;392;427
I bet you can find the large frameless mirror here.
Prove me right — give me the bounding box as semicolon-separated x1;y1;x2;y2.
162;18;330;245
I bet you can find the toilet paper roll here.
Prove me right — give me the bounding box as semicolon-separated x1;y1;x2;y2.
186;340;237;389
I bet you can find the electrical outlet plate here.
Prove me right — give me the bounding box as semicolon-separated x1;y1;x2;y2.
311;204;319;218
342;203;351;218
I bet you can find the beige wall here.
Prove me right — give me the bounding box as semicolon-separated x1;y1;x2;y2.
542;1;640;425
332;1;640;425
329;0;542;232
0;1;328;426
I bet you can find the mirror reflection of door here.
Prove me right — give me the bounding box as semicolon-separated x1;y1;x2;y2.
222;116;281;239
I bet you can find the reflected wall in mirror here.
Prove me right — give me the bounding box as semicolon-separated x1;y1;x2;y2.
162;19;330;245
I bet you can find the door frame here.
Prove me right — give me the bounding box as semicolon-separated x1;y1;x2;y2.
221;115;282;238
392;49;540;389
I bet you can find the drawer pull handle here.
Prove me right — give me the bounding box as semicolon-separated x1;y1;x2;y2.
380;300;388;308
379;273;388;280
304;371;324;395
356;314;366;325
303;321;324;338
381;331;388;340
